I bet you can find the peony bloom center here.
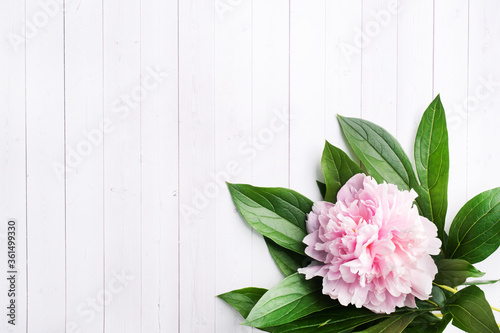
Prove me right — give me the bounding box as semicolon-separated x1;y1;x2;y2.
298;173;441;314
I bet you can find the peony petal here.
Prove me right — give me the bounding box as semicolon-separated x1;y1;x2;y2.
339;263;358;283
336;173;365;203
298;262;328;279
404;295;416;308
305;211;320;234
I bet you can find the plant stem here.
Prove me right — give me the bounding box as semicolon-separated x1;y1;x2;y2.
433;283;457;294
434;282;500;326
491;305;500;313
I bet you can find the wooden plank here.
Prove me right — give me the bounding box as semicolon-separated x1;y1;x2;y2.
361;0;399;133
289;0;326;200
433;0;469;230
326;0;363;155
396;0;434;156
0;0;27;331
140;0;179;331
178;0;216;331
64;0;105;331
103;0;142;331
213;1;254;332
25;0;66;329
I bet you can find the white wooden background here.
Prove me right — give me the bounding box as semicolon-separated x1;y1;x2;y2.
1;0;500;332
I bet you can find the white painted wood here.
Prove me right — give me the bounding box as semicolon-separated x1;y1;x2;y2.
64;0;105;332
102;0;142;331
0;0;27;331
24;0;66;330
290;0;326;201
213;1;254;332
140;0;179;332
178;0;216;332
467;0;500;323
3;1;500;332
326;0;363;151
396;0;434;156
361;0;398;132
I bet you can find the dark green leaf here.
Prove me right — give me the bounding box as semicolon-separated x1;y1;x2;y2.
321;141;362;203
415;286;446;310
217;287;268;319
317;181;327;199
415;299;438;311
443;285;500;333
271;306;385;333
429;285;447;308
356;312;420;333
404;314;451;333
446;187;500;263
430;314;452;333
337;115;432;220
414;95;449;241
243;273;335;328
265;237;308;276
434;259;485;287
227;183;313;254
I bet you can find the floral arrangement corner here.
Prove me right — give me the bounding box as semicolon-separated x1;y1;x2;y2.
218;95;500;333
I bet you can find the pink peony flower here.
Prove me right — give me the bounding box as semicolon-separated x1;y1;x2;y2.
298;173;441;314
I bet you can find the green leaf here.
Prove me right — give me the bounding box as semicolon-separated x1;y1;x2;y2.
265;238;308;277
317;181;327;199
463;279;500;286
243;273;335;328
227;183;313;254
217;287;268;319
430;315;452;333
414;95;449;241
337;115;432;220
321;141;362;203
415;286;446;310
442;285;500;333
356;312;420;333
404;314;451;333
446;187;500;263
271;306;385;333
429;285;447;308
434;259;485;287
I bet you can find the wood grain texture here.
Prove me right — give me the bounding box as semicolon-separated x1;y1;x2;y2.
25;0;66;330
1;0;499;332
103;0;142;331
65;0;104;331
0;0;27;331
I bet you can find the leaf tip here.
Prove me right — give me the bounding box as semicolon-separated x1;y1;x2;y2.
337;115;348;128
241;320;252;327
434;93;442;103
